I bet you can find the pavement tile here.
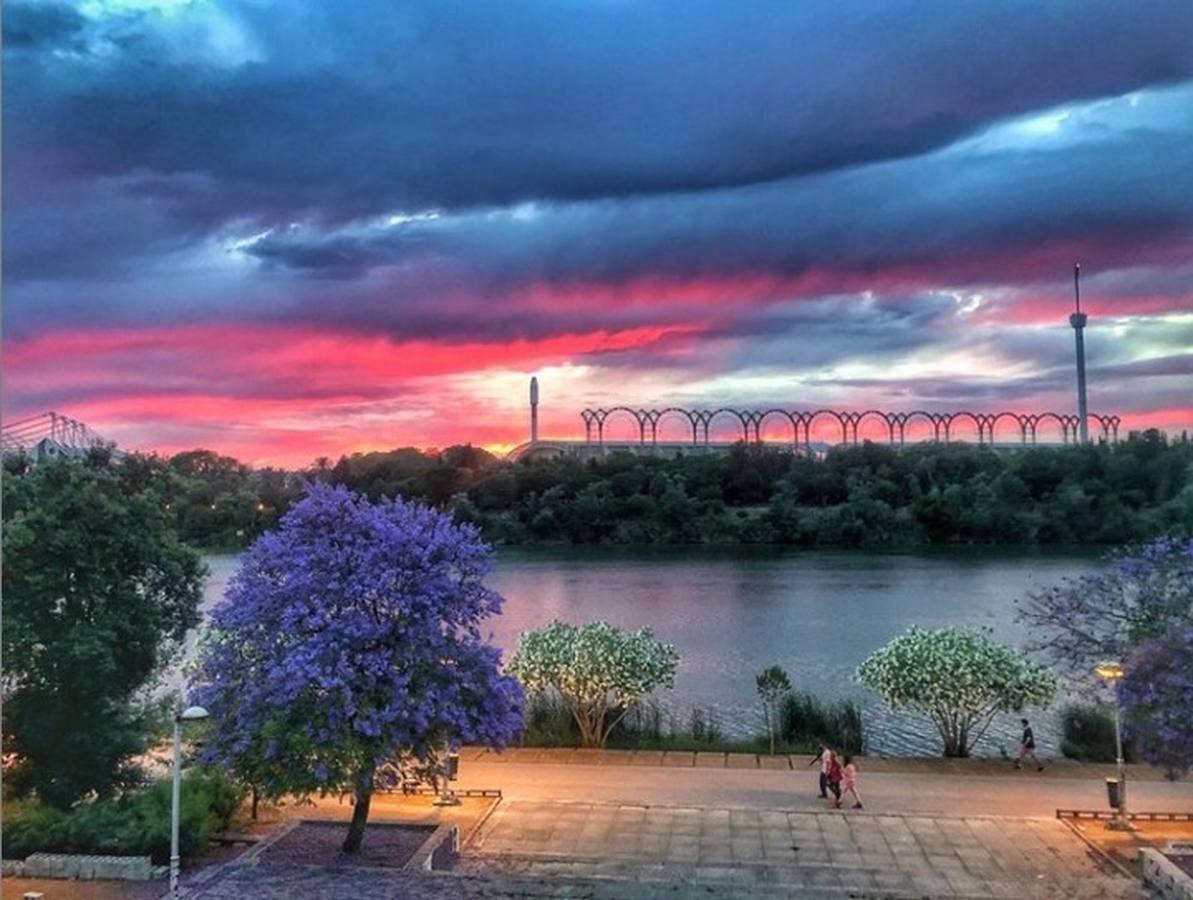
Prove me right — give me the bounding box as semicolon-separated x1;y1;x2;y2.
910;873;957;896
802;867;845;890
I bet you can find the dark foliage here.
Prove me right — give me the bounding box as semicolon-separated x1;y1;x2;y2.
778;692;866;755
2;768;243;863
1059;704;1136;764
2;453;206;806
252;431;1193;547
15;432;1187;551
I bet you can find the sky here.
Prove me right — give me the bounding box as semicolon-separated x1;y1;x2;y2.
3;0;1192;466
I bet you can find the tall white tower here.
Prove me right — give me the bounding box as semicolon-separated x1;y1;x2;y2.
1070;263;1089;443
529;376;539;444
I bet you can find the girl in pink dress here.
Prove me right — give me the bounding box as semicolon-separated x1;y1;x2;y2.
841;755;863;809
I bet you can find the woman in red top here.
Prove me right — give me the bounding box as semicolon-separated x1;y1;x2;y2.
826;751;844;808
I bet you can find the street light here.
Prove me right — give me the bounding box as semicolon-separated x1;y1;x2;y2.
1095;660;1133;831
171;703;209;899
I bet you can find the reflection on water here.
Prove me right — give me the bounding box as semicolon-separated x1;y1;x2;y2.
197;546;1100;757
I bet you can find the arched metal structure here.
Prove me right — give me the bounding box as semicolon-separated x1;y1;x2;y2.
577;406;1122;451
1;412;111;458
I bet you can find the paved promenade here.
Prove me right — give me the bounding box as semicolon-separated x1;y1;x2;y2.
462;800;1142;898
169;755;1191;898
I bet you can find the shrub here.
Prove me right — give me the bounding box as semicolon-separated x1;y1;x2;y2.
2;798;68;860
778;691;865;754
520;691;581;746
1059;704;1135;763
1;768;244;863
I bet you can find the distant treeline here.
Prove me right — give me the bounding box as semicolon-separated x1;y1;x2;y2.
8;432;1190;550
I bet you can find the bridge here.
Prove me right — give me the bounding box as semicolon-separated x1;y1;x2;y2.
1;412;112;462
507;406;1122;461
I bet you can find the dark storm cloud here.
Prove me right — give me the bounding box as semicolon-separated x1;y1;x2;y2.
7;0;1193;229
237;119;1193;313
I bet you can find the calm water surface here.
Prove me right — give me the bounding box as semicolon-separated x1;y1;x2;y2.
198;547;1100;756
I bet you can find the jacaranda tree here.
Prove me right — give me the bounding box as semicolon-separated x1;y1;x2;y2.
856;626;1056;757
191;483;523;852
1017;536;1193;681
508;620;679;748
1120;626;1193;778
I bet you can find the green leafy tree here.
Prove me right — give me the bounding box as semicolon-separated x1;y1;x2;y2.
2;456;205;806
755;665;792;755
508;620;679;748
856;626;1056;757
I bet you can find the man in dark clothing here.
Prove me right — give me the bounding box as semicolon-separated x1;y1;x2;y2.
1014;718;1044;771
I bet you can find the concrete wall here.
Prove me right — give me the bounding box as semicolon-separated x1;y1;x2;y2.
1142;848;1193;900
2;853;165;881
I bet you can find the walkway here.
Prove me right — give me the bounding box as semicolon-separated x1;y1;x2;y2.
462;799;1143;898
172;755;1189;899
455;757;1193;819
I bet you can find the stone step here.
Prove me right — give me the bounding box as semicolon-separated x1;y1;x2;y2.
438;866;1147;900
454;854;1146;899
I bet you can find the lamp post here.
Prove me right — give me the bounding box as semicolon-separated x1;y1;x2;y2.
171;703;210;899
1095;661;1132;831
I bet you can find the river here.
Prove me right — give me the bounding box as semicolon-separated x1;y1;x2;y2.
196;547;1101;757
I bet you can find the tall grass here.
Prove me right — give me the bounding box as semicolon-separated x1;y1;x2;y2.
778;691;865;755
518;689;863;754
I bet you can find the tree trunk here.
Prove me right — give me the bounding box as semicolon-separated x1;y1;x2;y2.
342;779;373;853
251;786;259;821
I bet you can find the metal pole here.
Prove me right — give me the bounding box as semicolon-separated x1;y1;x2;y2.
1070;264;1089;444
170;710;182;899
1113;698;1129;829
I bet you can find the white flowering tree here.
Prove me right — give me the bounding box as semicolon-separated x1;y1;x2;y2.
856;626;1056;757
508;620;679;748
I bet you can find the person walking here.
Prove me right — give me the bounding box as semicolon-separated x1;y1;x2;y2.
826;750;844;808
1014;718;1044;771
841;755;863;809
808;744;832;799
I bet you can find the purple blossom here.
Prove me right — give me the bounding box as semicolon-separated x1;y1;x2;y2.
191;482;524;805
1017;536;1193;681
1121;626;1193;779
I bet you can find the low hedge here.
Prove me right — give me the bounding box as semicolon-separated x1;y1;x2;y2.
3;768;243;864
